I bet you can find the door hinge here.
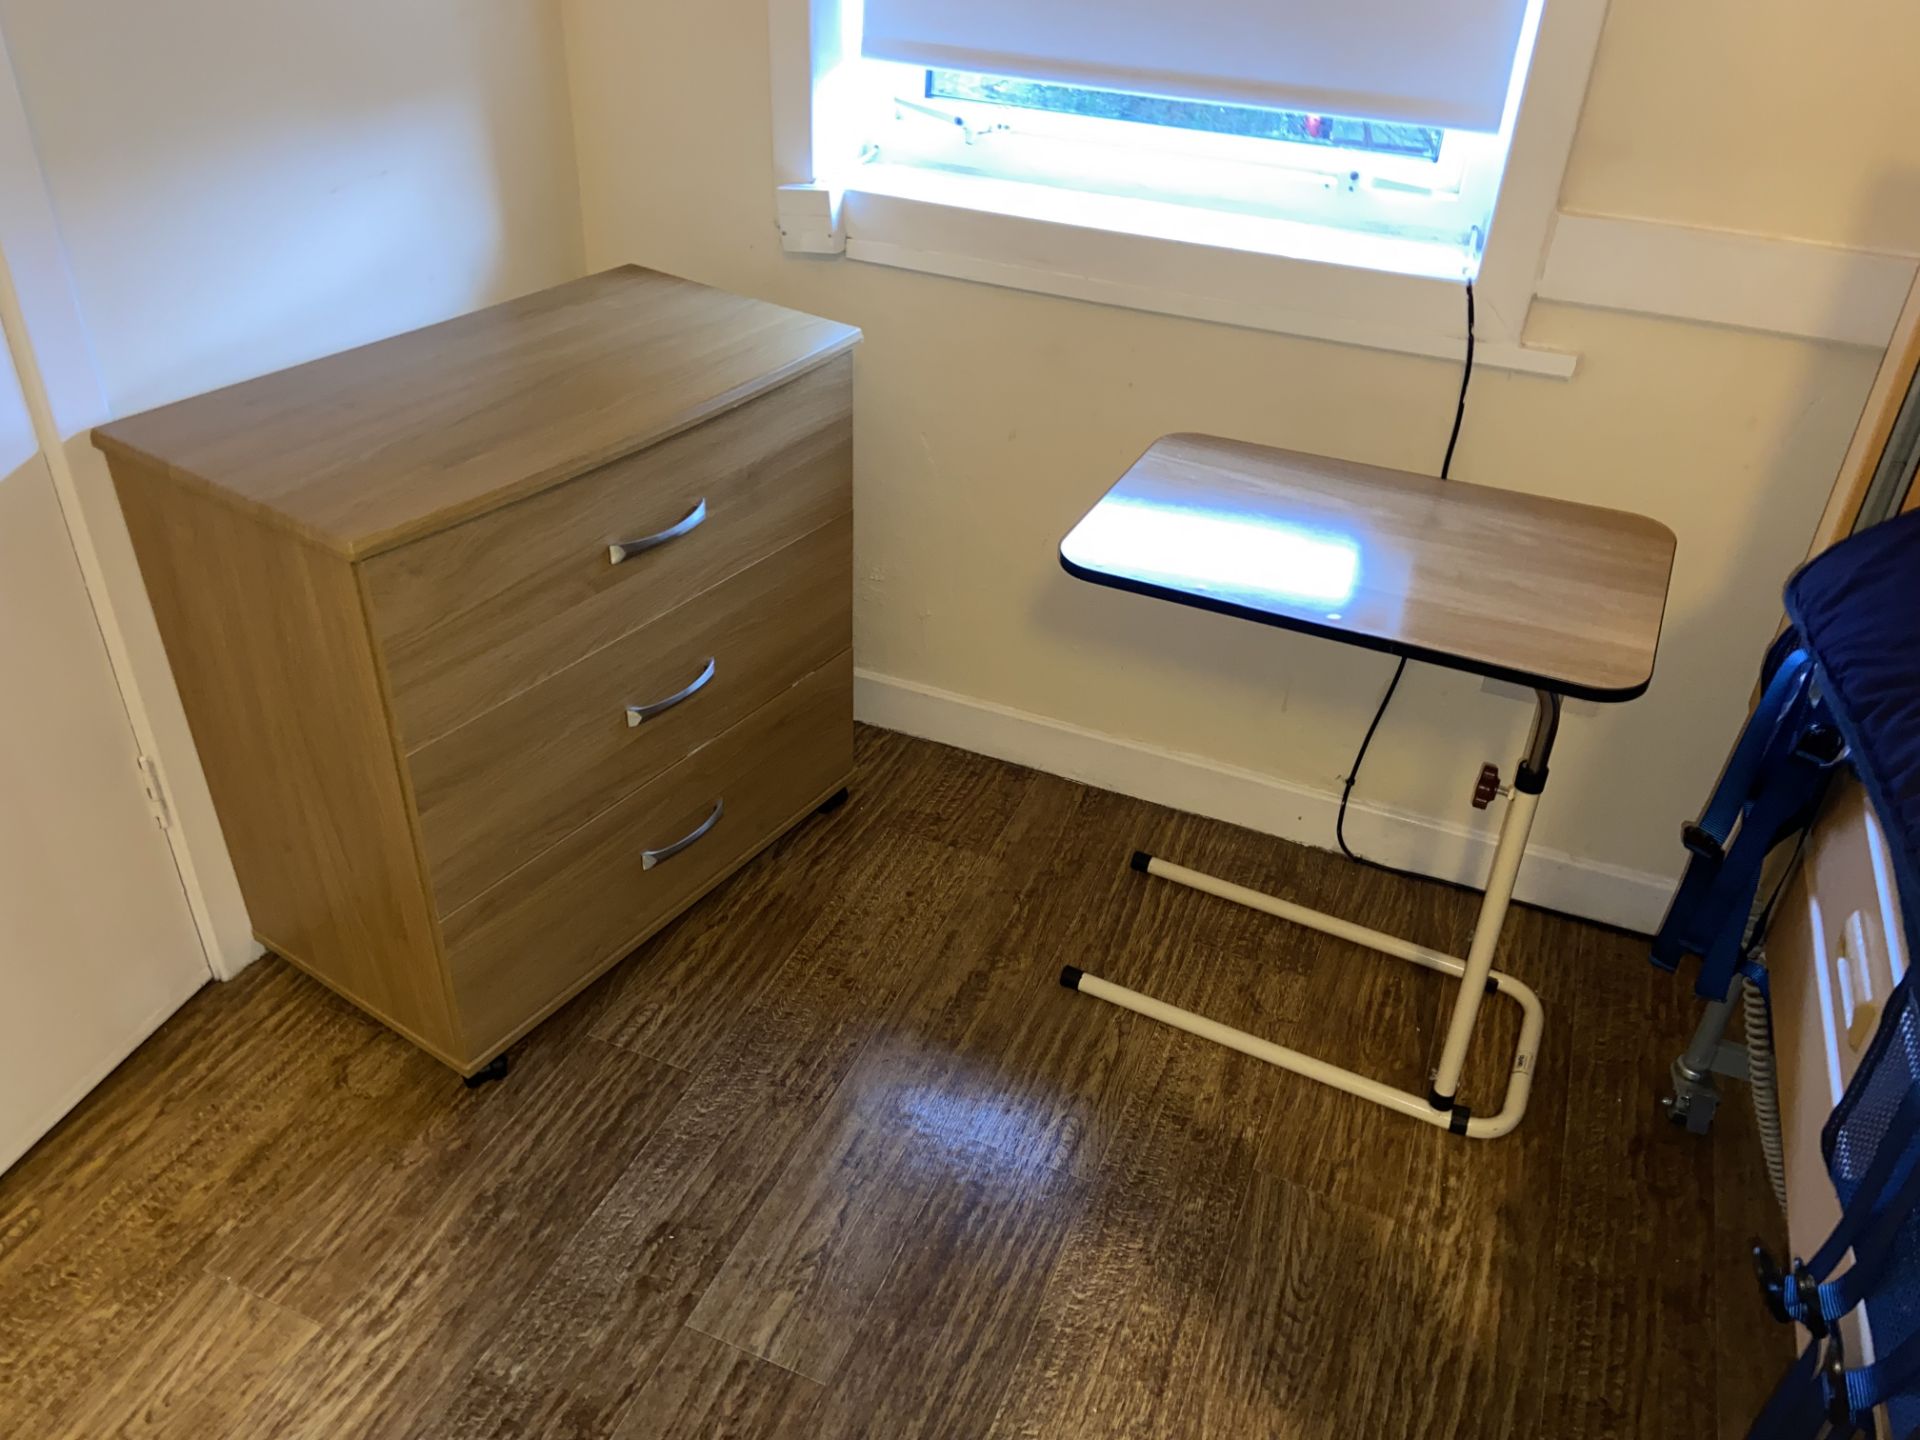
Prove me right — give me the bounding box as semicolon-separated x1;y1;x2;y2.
137;753;174;832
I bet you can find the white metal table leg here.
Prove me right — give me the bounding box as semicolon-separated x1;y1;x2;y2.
1427;784;1539;1111
1061;688;1563;1141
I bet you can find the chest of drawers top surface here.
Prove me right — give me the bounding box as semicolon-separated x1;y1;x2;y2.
92;265;862;558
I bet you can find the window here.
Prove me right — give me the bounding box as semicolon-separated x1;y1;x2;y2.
923;73;1446;162
841;64;1519;282
774;0;1602;373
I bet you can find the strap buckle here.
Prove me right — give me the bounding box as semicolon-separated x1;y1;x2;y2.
1752;1243;1792;1323
1751;1243;1828;1337
1818;1335;1855;1429
1791;722;1848;770
1681;820;1725;861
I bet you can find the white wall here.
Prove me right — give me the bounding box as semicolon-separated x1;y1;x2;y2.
0;299;208;1172
559;0;1896;927
1564;0;1920;250
0;0;587;973
1;0;584;417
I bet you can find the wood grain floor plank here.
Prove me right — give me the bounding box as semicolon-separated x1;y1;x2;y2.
801;1142;1089;1440
748;775;1108;1180
50;1272;318;1440
1246;858;1476;1219
436;831;987;1435
680;828;985;1096
0;983;407;1427
841;779;1301;1186
984;946;1271;1440
587;724;1030;1074
842;727;1038;858
1335;1214;1519;1439
1113;802;1344;977
201;962;624;1321
1154;1169;1376;1439
596;817;978;1076
1170;1158;1577;1440
440;1072;829;1440
1537;922;1719;1440
228;1037;686;1440
0;963;347;1279
202;1033;523;1324
656;833;1006;1390
611;1328;822;1440
1712;1006;1796;1440
1387;901;1579;1440
684;1085;963;1381
586;851;837;1073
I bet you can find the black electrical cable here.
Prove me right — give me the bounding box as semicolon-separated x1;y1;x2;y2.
1333;279;1474;880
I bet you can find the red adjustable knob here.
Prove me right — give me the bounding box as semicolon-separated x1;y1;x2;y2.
1472;763;1501;809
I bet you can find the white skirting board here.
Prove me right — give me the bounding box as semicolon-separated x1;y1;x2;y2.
853;668;1676;935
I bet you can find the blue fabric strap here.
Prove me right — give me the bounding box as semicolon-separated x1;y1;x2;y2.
1655;652;1809;955
1799;1140;1920;1328
1691;729;1841;1001
1756;1091;1920;1336
1747;1330;1920;1440
1703;648;1815;849
1811;1090;1920;1279
1651;649;1820;989
1846;1326;1920;1418
1812;1113;1920;1282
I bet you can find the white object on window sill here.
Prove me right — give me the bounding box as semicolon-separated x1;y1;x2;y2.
776;183;846;254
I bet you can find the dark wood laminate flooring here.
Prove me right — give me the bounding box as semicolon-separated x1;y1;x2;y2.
0;726;1791;1439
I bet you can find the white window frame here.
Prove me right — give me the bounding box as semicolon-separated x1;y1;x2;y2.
769;0;1609;377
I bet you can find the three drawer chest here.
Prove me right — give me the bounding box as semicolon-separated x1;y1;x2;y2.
95;267;860;1078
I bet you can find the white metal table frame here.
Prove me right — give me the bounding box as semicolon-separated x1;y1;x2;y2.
1061;686;1561;1141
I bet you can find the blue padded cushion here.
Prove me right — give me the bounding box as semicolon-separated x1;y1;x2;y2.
1784;507;1920;966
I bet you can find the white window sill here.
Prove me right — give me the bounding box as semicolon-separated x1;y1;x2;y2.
852;162;1480;283
790;166;1577;378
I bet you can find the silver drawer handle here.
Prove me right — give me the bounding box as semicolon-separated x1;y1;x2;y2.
609;498;707;564
641;799;723;870
626;658;717;727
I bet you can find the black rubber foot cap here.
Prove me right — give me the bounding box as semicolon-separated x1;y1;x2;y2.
1060;966;1084;991
464;1053;511;1089
1427;1085;1453;1112
1129;850;1152;874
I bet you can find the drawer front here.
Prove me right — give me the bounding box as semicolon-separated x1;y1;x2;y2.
364;355;852;748
443;652;853;1057
410;515;851;914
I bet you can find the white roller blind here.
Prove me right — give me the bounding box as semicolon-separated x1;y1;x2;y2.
859;0;1531;134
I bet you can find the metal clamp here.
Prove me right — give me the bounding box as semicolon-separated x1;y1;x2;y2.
626;658;716;728
609;498;706;564
1752;1243;1828;1337
641;799;723;871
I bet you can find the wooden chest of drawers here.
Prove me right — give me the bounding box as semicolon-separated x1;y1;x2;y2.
94;267;860;1076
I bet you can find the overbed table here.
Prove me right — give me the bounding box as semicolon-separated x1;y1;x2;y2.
1058;433;1676;1139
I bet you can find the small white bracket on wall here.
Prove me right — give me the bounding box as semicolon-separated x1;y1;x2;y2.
136;753;174;832
776;182;846;255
